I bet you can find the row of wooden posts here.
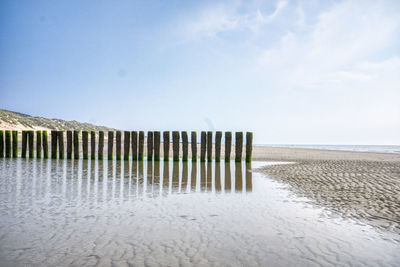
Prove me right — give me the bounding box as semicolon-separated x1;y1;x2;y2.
0;130;253;162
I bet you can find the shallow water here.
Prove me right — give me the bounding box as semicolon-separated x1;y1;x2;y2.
0;159;399;266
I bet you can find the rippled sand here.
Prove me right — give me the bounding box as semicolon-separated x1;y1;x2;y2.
0;159;399;266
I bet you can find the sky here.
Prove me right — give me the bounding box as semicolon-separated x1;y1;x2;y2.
0;0;399;145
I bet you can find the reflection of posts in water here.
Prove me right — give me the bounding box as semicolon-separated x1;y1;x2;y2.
162;161;169;193
215;163;221;192
200;162;206;191
138;161;144;196
67;131;72;159
245;163;252;192
182;162;188;192
235;162;243;192
147;161;153;186
153;161;160;196
191;162;197;192
124;160;129;179
224;162;231;192
172;162;179;192
207;162;212;192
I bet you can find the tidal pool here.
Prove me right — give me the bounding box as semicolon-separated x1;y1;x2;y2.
0;159;399;266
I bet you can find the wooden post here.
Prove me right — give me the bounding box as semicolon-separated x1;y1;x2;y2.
67;131;72;159
51;131;58;159
207;131;212;162
107;131;114;160
5;130;11;158
0;130;3;158
215;131;222;162
131;131;138;160
12;130;18;158
58;131;64;159
246;132;253;163
43;130;48;159
138;131;144;161
172;131;179;161
182;131;188;162
147;131;153;161
74;130;80;159
21;131;27;158
124;131;130;161
28;131;34;158
153;131;160;161
235;132;243;162
200;131;206;162
225;132;232;162
116;131;121;160
36;131;42;158
163;131;169;161
191;131;197;162
82;130;89;159
91;131;96;160
98;131;104;160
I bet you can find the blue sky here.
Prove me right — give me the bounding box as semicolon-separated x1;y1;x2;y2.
1;0;399;145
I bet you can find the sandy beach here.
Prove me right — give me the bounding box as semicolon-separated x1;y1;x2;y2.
252;146;400;232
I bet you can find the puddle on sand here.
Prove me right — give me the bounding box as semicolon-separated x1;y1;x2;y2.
0;159;399;266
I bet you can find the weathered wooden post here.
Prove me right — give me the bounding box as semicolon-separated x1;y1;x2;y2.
58;131;64;159
0;130;4;158
235;132;243;162
200;131;206;162
182;131;188;162
67;131;72;159
124;131;130;161
163;131;170;161
5;130;11;158
116;131;121;160
154;131;160;161
73;130;80;159
21;131;27;158
28;131;34;158
131;131;138;160
107;131;114;160
172;131;179;162
215;131;222;162
91;131;96;160
191;131;197;162
207;131;212;162
246;132;253;163
147;131;153;161
82;130;89;159
12;130;18;158
225;132;232;162
51;131;58;159
138;131;144;161
43;130;48;159
36;131;42;158
98;131;104;160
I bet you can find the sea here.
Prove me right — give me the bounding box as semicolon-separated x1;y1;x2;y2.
259;144;400;154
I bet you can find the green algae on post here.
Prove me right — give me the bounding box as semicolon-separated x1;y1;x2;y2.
28;131;34;158
131;131;138;160
42;130;48;159
200;131;206;162
107;131;114;160
191;131;197;162
163;131;170;161
207;131;212;162
153;131;160;161
246;132;253;163
73;130;80;159
51;131;58;159
12;130;18;158
147;131;153;161
0;130;4;158
235;132;243;162
82;130;89;160
172;131;179;162
67;131;73;159
91;131;96;160
98;131;104;160
225;132;232;162
36;131;42;158
58;131;64;159
215;131;222;162
138;131;144;161
124;131;130;161
182;131;188;162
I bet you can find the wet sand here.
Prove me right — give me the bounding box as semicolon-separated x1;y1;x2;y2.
253;146;400;232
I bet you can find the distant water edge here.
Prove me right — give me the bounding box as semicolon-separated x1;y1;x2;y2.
257;144;400;154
